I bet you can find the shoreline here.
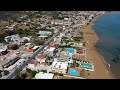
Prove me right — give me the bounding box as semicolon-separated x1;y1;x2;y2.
82;14;115;79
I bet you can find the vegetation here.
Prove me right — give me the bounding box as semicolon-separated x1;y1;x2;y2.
21;73;27;79
80;36;84;39
83;42;86;47
54;72;59;75
50;12;62;20
74;58;80;61
62;37;68;40
87;73;90;75
26;68;38;77
73;37;81;41
59;73;63;76
70;60;79;68
64;40;70;44
58;45;71;48
80;32;84;35
61;48;65;51
41;70;47;73
33;40;45;46
9;44;19;50
14;29;38;38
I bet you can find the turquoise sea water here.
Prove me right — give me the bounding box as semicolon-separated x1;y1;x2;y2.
92;11;120;78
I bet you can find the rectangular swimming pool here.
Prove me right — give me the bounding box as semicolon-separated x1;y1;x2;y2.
81;63;92;68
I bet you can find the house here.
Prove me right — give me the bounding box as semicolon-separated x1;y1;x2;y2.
5;34;21;43
22;36;33;42
64;18;69;21
54;57;73;64
36;31;52;36
0;43;8;55
27;59;37;70
60;33;65;37
74;47;85;55
54;37;61;45
51;61;68;74
35;72;54;79
5;34;31;45
73;47;85;60
38;35;48;40
36;54;46;64
54;52;73;63
24;43;34;52
32;46;39;51
44;45;57;57
4;34;30;45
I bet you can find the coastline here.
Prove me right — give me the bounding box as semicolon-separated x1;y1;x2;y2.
82;15;115;79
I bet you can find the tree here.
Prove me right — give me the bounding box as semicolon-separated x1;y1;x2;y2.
26;68;38;77
10;44;19;50
42;70;47;73
21;73;27;79
80;32;84;35
34;40;45;45
59;73;63;76
4;70;9;75
30;70;38;77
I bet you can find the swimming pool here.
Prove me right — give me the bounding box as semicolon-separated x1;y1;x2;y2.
81;63;92;68
69;68;79;76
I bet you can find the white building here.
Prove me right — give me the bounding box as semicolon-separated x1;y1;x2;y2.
5;35;32;45
36;54;46;64
51;61;68;74
35;72;54;79
44;45;57;57
0;43;8;54
23;36;33;42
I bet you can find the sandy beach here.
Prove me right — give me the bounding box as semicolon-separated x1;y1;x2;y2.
82;16;115;79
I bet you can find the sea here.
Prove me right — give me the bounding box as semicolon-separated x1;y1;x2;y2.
92;11;120;78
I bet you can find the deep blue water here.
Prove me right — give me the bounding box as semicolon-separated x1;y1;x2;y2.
92;11;120;78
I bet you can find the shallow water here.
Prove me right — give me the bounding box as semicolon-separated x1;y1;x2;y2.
92;11;120;78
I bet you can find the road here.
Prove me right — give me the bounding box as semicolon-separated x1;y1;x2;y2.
0;28;63;79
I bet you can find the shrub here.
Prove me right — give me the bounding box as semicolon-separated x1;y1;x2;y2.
10;44;19;50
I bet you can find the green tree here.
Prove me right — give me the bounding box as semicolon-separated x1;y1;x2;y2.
30;70;38;77
10;44;19;50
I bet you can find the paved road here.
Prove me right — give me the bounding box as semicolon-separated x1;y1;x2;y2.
1;28;63;79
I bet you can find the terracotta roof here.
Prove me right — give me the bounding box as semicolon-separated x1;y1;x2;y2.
77;50;84;54
38;54;46;59
47;45;57;49
29;60;36;64
41;62;46;65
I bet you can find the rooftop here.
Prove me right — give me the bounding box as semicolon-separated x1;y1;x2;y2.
52;62;68;70
35;72;54;79
37;54;46;59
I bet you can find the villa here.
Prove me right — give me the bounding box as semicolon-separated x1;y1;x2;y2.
51;61;68;74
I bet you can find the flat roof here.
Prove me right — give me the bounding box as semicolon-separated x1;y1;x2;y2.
47;48;55;52
38;35;48;38
32;46;39;50
35;72;54;79
37;54;46;59
52;62;68;70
